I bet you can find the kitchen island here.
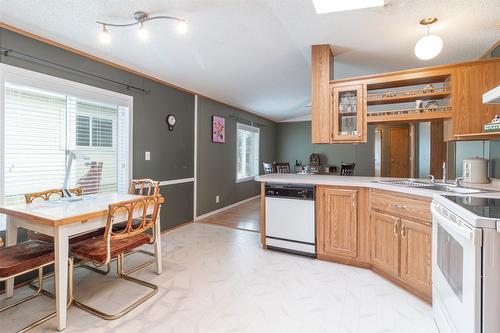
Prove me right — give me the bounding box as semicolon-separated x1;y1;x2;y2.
255;173;500;303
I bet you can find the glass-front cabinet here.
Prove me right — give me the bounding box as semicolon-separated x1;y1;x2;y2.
331;84;366;143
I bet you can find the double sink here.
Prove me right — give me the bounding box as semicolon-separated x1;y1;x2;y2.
375;179;487;194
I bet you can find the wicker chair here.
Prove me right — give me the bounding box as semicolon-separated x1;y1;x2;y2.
70;195;163;320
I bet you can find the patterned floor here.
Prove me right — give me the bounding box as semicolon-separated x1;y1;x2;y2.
1;223;438;333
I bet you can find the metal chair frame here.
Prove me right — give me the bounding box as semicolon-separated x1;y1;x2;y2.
70;195;163;320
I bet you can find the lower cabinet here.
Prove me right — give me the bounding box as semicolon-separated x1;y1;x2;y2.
317;187;359;260
371;210;432;301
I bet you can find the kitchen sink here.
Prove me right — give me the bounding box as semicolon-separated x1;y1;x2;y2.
375;179;489;194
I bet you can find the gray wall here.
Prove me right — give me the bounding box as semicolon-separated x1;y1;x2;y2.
197;97;276;216
0;28;196;231
275;121;374;176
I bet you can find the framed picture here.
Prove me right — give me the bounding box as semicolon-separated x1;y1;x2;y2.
212;116;225;143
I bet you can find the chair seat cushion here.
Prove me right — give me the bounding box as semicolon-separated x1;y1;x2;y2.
0;240;54;278
71;234;151;264
27;228;105;244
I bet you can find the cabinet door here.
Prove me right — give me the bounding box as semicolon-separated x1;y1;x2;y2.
371;211;400;277
332;84;366;143
400;219;432;297
321;188;358;258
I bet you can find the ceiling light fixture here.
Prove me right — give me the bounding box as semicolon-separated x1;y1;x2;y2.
312;0;384;14
414;17;443;60
96;11;187;44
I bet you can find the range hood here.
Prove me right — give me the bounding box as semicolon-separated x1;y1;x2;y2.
483;86;500;104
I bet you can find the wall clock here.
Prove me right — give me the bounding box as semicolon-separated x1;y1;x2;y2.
166;114;176;131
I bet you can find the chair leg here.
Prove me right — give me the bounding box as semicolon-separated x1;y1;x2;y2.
72;254;158;321
123;249;156;275
0;268;43;313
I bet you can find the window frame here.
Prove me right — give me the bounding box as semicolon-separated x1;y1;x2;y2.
0;63;133;212
235;122;260;183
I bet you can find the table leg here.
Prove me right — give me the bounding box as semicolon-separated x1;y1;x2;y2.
154;211;162;275
54;228;69;331
5;216;18;298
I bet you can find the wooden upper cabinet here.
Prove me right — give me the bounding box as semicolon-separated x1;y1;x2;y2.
311;45;333;144
400;218;432;298
318;187;358;258
370;211;400;277
331;84;367;143
452;60;500;139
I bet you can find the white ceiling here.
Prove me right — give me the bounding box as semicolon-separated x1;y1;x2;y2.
0;0;498;121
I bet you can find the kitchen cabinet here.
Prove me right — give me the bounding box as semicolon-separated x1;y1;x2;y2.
331;84;367;143
400;218;432;296
370;211;400;277
370;191;432;302
318;187;358;258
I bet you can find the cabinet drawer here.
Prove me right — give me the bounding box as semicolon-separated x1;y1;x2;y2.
371;190;431;222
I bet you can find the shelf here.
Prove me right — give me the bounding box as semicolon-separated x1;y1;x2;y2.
367;90;450;106
453;132;500;141
367;111;453;124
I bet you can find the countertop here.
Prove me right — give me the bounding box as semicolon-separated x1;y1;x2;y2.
255;174;500;198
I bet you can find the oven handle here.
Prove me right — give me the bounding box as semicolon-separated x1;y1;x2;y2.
431;204;481;245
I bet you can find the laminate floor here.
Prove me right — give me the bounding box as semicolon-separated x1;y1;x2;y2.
196;198;260;232
1;223;438;333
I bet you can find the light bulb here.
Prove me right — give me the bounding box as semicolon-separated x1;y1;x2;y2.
176;20;188;34
137;23;149;41
99;26;110;44
414;35;443;60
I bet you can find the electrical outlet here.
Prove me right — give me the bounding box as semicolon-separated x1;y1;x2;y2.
145;151;150;161
216;195;220;203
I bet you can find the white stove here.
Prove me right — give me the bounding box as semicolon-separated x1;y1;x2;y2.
432;194;500;333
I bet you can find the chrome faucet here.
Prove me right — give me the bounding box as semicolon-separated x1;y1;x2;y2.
428;175;436;184
454;177;464;187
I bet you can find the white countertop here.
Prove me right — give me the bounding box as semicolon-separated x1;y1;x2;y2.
255;174;500;198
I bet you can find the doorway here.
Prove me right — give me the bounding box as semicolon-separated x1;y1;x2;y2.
388;127;410;178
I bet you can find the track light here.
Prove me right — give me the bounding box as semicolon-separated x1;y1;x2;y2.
99;25;110;44
96;11;187;43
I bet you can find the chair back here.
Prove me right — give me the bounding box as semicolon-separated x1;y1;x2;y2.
263;162;274;174
25;188;82;204
129;179;160;196
274;162;291;174
340;162;355;176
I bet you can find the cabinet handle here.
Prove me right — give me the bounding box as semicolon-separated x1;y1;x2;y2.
401;224;406;239
391;204;408;209
392;221;398;238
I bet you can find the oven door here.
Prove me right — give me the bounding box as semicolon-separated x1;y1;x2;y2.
431;203;482;333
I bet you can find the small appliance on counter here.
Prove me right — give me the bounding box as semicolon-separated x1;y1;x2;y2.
462;157;489;184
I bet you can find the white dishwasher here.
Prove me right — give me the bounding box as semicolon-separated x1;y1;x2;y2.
265;184;316;257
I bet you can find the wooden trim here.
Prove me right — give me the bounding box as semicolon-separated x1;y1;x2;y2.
311;45;333;143
367;111;453;124
479;40;500;59
453;132;500;141
0;22;276;123
330;58;500;86
260;183;266;249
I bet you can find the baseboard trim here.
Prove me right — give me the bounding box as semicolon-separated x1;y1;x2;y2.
195;195;260;221
160;220;194;234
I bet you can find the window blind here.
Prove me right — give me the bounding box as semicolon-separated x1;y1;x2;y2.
236;123;260;182
3;82;130;206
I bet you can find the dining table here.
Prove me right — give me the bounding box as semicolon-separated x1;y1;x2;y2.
0;192;163;331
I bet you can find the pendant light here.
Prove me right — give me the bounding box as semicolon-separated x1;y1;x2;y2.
414;18;443;60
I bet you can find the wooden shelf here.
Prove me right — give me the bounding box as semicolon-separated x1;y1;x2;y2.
453;132;500;141
367;91;450;105
367;111;453;124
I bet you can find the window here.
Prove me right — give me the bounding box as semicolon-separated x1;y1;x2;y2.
0;64;132;230
236;123;260;182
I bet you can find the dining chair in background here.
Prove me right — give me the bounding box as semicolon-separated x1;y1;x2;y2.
340;162;355;176
274;162;291;174
70;195;164;320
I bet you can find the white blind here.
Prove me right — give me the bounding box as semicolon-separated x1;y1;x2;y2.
3;82;130;206
236;123;260;182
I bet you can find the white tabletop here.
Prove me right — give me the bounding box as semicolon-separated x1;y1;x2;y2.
0;192;142;226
